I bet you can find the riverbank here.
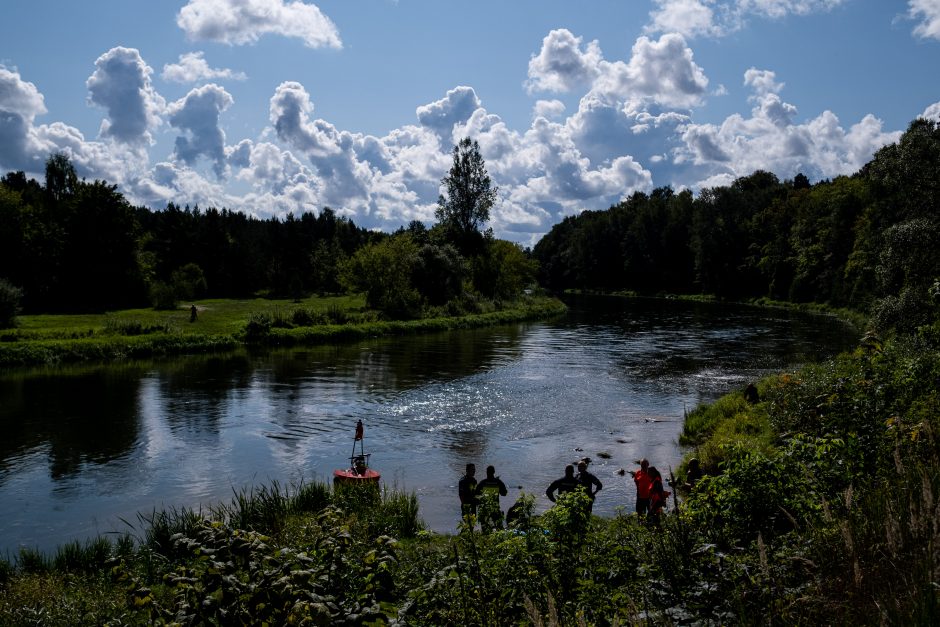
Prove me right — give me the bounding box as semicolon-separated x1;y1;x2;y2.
565;288;870;334
2;323;936;623
0;295;567;368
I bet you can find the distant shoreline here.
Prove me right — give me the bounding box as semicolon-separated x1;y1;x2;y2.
0;296;567;369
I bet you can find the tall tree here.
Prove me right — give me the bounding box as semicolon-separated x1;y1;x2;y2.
436;137;497;256
44;152;78;203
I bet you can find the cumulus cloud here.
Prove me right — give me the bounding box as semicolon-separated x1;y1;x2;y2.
526;29;708;110
525;29;603;94
167;84;234;177
647;0;725;38
162;52;248;83
86;47;165;146
177;0;341;48
909;0;940;40
0;66;51;171
675;67;901;187
923;100;940;121
416;85;482;142
647;0;847;38
592;34;709;109
533;99;566;120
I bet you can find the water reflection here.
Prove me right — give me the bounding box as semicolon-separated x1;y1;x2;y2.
0;297;858;553
0;367;142;480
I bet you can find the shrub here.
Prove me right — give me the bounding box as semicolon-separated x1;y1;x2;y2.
0;278;23;329
244;312;272;342
149;280;178;310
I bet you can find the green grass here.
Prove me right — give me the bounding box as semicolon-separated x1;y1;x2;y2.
8;294;366;340
0;295;566;368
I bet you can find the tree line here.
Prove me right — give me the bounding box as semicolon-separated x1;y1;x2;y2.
0;138;537;322
534;117;940;333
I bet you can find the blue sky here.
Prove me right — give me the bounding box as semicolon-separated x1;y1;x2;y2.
1;0;938;245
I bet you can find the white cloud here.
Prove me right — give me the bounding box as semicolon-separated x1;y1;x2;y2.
647;0;725;38
162;52;247;83
0;65;50;171
167;84;234;177
743;67;784;95
675;68;901;187
647;0;847;38
533;99;566;120
526;29;709;110
592;34;709;109
86;47;165;146
415;85;482;143
525;29;603;94
909;0;940;40
923;100;940;121
177;0;341;48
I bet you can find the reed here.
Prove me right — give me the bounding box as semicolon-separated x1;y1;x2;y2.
51;537;113;574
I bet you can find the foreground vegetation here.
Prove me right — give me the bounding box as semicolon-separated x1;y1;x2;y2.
1;318;937;624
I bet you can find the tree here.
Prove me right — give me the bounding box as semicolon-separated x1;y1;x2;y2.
0;278;23;328
436;137;497;256
44;153;78;203
340;234;422;318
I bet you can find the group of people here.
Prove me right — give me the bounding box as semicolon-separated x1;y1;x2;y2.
459;456;690;528
627;458;671;521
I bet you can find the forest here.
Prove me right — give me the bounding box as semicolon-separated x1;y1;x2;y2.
0;138;536;325
534;118;940;334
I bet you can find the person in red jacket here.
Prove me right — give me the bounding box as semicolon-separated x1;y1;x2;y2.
647;466;671;524
629;458;652;516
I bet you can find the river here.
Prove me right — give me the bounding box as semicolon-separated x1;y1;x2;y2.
0;296;858;555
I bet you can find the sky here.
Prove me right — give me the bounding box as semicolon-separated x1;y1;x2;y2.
1;1;939;246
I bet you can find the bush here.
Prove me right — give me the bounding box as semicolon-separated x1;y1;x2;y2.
244;312;272;342
149;280;178;310
0;278;23;329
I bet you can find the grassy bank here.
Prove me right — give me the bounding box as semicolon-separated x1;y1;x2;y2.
0;295;566;368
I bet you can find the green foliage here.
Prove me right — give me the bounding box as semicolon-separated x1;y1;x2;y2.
0;572;125;626
149;280;178;310
436;137;497;256
114;517;400;625
52;537;113;574
472;238;538;301
243;311;273;341
341;233;422;317
169;262;207;302
0;278;23;329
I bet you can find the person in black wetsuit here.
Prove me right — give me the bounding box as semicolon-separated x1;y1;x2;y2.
545;464;580;502
476;465;508;531
458;463;478;521
576;460;603;512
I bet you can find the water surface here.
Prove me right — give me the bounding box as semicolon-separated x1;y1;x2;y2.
0;296;857;554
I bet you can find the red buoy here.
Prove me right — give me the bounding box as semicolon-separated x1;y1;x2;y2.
333;420;381;485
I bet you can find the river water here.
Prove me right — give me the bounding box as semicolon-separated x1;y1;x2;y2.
0;296;857;555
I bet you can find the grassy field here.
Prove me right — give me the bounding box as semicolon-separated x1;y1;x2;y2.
6;294;367;340
0;294;567;368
